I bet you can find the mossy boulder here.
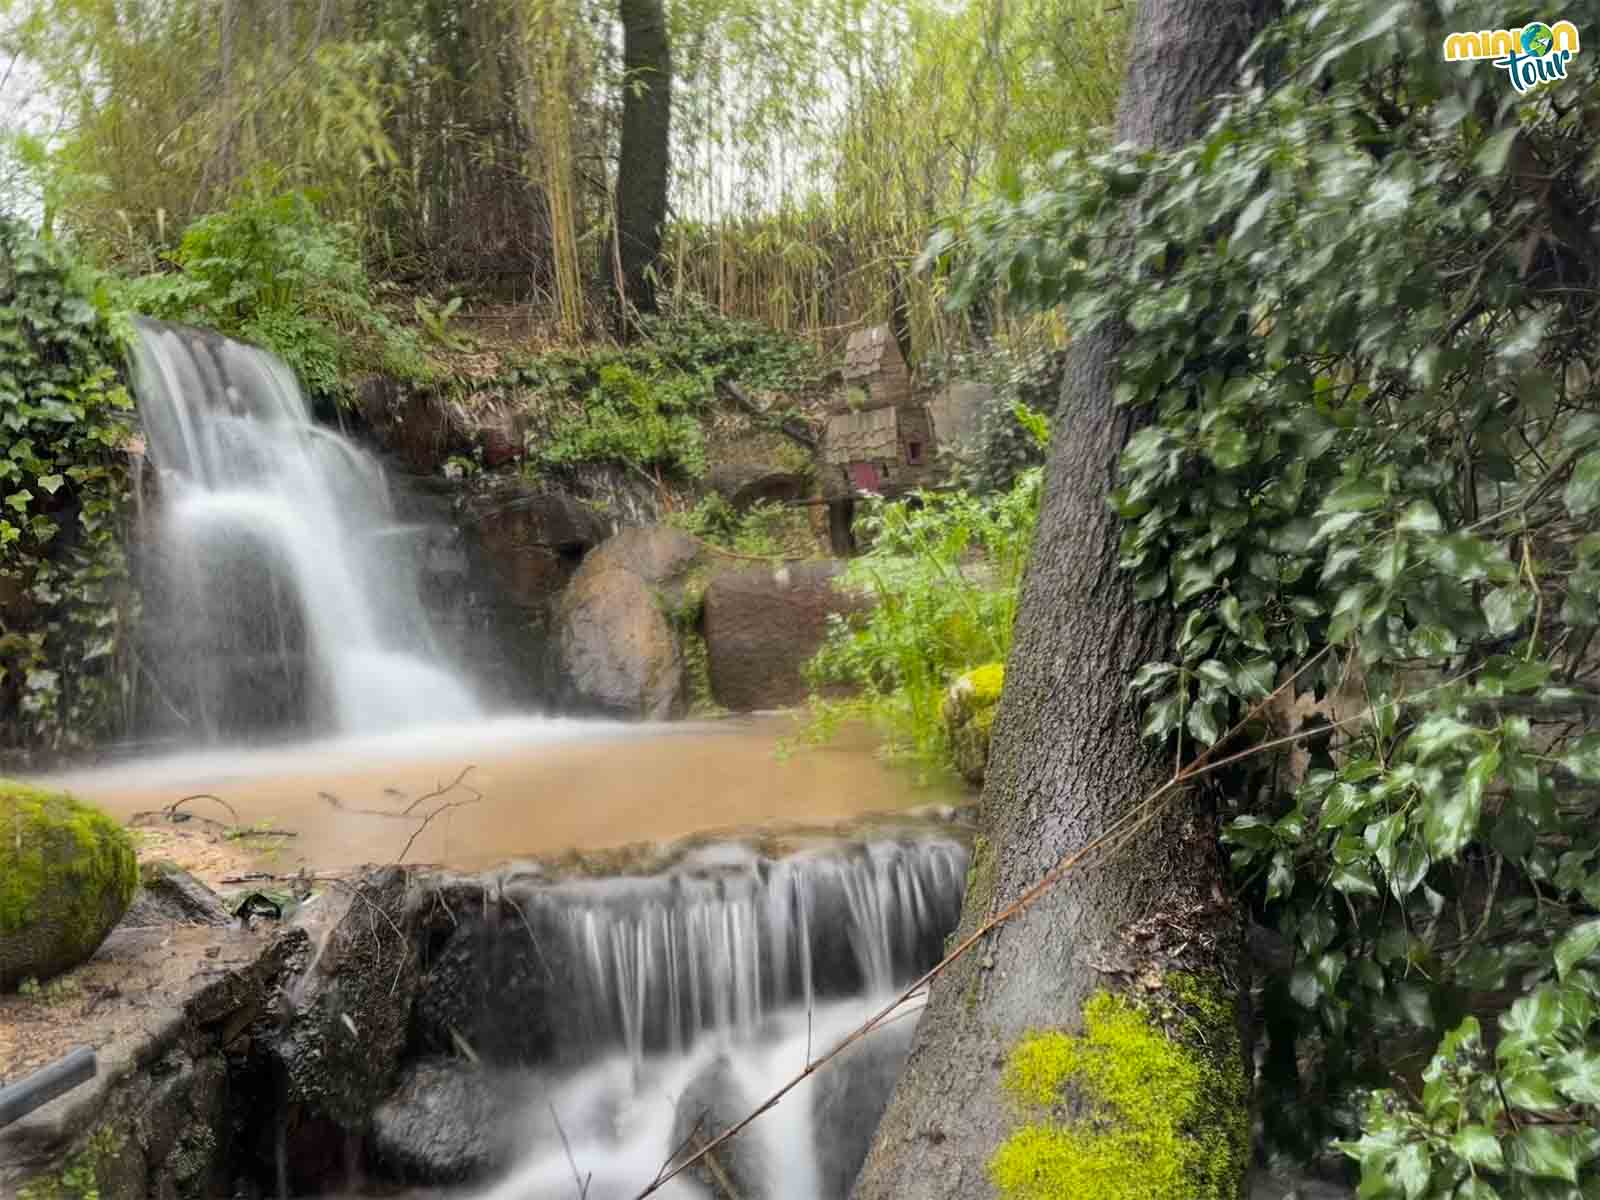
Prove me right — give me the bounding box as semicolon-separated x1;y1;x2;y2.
942;663;1004;787
0;781;138;990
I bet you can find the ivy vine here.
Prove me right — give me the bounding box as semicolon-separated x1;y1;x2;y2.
937;0;1600;1191
0;219;137;757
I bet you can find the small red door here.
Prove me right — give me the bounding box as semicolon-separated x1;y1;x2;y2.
849;462;883;492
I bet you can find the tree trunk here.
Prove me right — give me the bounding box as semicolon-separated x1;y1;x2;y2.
852;3;1271;1198
615;0;671;317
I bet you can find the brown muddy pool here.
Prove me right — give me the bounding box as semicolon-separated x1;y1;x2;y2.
35;713;963;873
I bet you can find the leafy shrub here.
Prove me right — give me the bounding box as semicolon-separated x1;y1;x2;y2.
115;189;426;398
0;219;136;753
536;363;707;478
667;494;818;560
799;447;1044;777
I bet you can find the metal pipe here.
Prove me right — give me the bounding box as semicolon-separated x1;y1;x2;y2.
0;1047;97;1128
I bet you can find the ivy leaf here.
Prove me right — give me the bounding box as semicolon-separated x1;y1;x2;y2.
1318;477;1387;513
1474;126;1520;176
1187;700;1221;747
4;489;32;513
1423;749;1494;860
1565;450;1600;516
35;473;64;495
1560;735;1600;782
1483;586;1533;636
1449;1125;1504;1171
1554;1048;1600;1104
1553;918;1600;979
1508;1126;1581;1182
1395;499;1442;533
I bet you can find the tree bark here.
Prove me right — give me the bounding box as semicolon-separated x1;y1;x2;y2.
852;3;1271;1198
615;0;671;316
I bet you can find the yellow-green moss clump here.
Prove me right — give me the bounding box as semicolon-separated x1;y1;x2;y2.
990;976;1249;1200
1;780;138;991
944;663;1004;786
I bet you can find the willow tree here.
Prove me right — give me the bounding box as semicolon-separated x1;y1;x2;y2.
615;0;671;315
854;1;1273;1197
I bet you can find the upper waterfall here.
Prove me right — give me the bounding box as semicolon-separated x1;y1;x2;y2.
129;319;478;741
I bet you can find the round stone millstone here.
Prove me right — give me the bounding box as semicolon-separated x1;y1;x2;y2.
0;781;138;991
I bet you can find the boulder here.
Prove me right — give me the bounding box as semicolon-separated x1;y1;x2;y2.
810;1019;916;1199
267;867;420;1128
669;1055;769;1199
556;562;684;719
702;561;868;711
370;1059;505;1184
122;859;234;927
942;664;1004;787
582;525;707;612
0;783;138;990
552;526;711;719
458;480;611;615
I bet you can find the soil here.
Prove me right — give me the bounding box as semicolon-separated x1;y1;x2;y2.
0;920;273;1085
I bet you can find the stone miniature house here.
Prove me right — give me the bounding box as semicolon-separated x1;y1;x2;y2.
820;323;940;554
823;325;937;498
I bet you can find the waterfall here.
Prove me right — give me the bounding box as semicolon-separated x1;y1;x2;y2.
129;319;478;740
455;837;969;1200
530;839;967;1068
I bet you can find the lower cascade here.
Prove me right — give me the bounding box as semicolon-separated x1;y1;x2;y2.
395;837;969;1199
129;318;479;740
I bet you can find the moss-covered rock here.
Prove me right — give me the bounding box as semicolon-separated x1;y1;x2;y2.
942;663;1004;787
0;780;138;991
990;975;1249;1200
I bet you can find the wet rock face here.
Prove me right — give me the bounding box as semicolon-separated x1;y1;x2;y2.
670;1056;770;1199
702;560;869;711
369;1059;506;1183
811;1020;916;1199
268;868;420;1128
457;480;611;616
411;893;590;1068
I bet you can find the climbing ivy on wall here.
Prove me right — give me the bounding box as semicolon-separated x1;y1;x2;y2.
0;220;137;755
938;0;1600;1191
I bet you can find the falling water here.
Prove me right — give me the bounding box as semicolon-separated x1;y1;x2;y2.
450;838;968;1200
531;839;967;1068
129;319;478;739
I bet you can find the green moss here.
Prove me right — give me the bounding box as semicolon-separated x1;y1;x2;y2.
966;663;1005;705
1;780;138;988
990;977;1248;1200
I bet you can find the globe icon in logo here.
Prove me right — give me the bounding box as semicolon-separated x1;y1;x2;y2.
1522;22;1554;55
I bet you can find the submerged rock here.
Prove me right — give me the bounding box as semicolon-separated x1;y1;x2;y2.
370;1058;505;1183
810;1019;916;1199
669;1055;770;1199
0;782;138;990
702;560;867;711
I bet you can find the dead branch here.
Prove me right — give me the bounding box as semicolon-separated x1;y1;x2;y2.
166;793;240;824
550;1103;591;1199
